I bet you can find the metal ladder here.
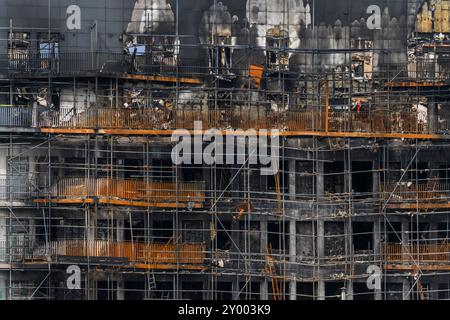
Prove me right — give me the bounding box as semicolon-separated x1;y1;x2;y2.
265;244;283;300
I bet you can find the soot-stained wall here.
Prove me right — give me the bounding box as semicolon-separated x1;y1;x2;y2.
0;0;430;73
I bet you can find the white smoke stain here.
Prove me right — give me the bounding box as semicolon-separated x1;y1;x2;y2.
127;0;175;34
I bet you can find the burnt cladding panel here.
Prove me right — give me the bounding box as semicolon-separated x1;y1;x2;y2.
167;0;210;64
312;0;409;51
58;0;136;52
72;0;135;52
167;0;249;65
1;0;413;69
0;0;7;72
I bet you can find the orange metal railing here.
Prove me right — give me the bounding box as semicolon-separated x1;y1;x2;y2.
383;243;450;262
38;240;206;265
44;177;205;204
328;111;427;133
39;108;432;135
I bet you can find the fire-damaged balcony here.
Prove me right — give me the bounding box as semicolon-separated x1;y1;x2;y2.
14;240;206;270
33;177;205;209
38;107;446;139
0;106;34;131
383;243;450;271
381;183;450;210
6;51;203;84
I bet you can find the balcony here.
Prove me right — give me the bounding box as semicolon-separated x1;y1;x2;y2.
381;183;450;209
40;108;171;132
0;175;34;203
0;240;6;266
383;243;450;270
34;177;205;209
19;240;206;270
38;107;440;139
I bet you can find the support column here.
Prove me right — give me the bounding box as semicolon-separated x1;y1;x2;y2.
289;280;296;300
429;222;438;244
116;274;125;300
232;276;240;300
28;219;35;242
87;207;97;242
401;221;409;244
0;210;7;300
231;219;240;301
373;160;380;200
289;160;296;201
86;272;97;300
401;221;412;300
429;282;439;300
346;280;353;300
403;278;411;300
260;218;267;254
116;214;124;242
373;218;382;300
260;279;268;300
203;277;210;301
428;98;436;133
345;221;353;262
260;218;268;300
373;218;381;256
32;102;38;128
231;219;240;255
0;272;5;300
289;220;297;300
289;220;296;264
317;221;325;270
318;280;325;300
316;159;325;301
407;0;419;36
0;211;5;260
316;161;325;260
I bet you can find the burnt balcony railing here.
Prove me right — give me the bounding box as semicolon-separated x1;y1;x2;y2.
38;107;437;135
21;240;206;267
173;109;322;131
39;177;205;205
0;106;32;128
383;243;450;263
381;183;450;205
327;111;427;133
